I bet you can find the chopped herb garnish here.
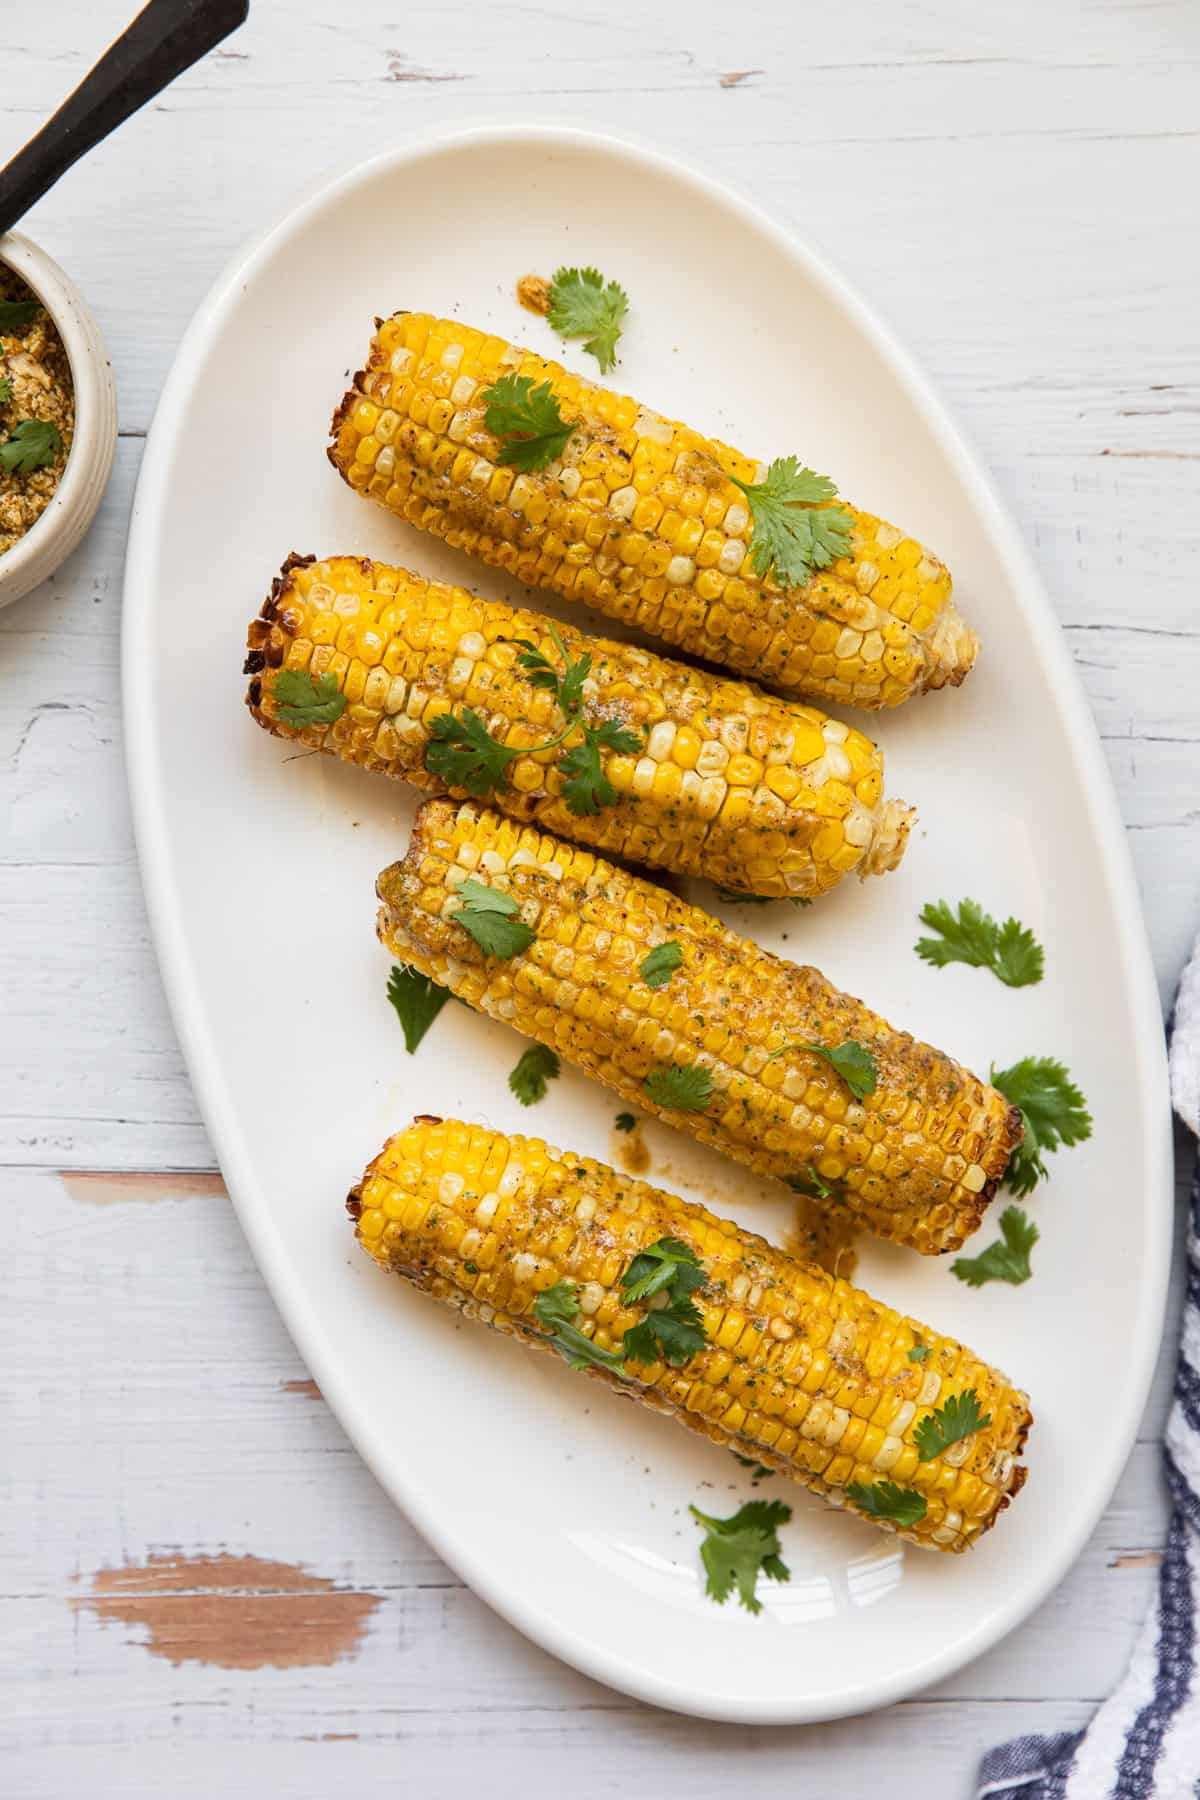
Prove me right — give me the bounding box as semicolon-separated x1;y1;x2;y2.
689;1499;792;1614
624;1301;706;1367
559;719;642;814
0;298;41;331
732;1454;774;1481
907;1342;931;1364
769;1038;878;1102
992;1056;1092;1197
729;456;854;590
545;266;629;374
482;373;575;471
916;898;1044;988
620;1236;704;1305
845;1480;928;1528
619;1235;707;1367
508;1043;561;1106
643;1063;714;1112
639;941;683;989
714;887;813;908
0;378;11;405
614;1111;638;1132
452;878;536;959
271;667;347;727
533;1280;626;1375
386;964;451;1054
952;1206;1039;1288
785;1165;840;1200
0;417;62;475
914;1388;991;1462
425;706;520;797
463;1260;479;1274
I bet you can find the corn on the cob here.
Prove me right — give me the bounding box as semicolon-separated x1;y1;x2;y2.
245;553;913;899
329;312;978;710
377;800;1023;1255
349;1117;1031;1551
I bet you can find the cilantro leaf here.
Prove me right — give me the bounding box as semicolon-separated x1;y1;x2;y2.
614;1111;637;1132
915;898;1044;988
845;1480;928;1528
272;667;347;727
624;1294;707;1367
545;266;629;374
714;888;814;908
508;1043;560;1106
483;374;575;471
729;456;854;589
452;878;536;959
512;637;563;692
386;964;451;1054
643;1064;714;1112
914;1388;992;1462
425;706;519;798
0;417;62;475
533;1280;627;1375
952;1206;1038;1288
770;1039;878;1102
620;1235;704;1305
785;1165;840;1201
992;1056;1092;1197
689;1500;792;1614
639;941;683;990
0;298;40;331
907;1343;931;1364
0;378;11;404
732;1454;774;1481
559;735;614;815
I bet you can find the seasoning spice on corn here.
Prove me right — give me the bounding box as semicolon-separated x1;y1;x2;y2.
0;269;73;556
375;799;1024;1255
349;1118;1032;1551
329;312;978;708
245;553;914;900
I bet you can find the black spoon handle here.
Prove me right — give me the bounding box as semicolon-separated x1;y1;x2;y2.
0;0;249;237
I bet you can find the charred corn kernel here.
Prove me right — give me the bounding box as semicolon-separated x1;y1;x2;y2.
330;316;977;710
350;1119;1031;1551
377;801;1025;1255
246;555;914;899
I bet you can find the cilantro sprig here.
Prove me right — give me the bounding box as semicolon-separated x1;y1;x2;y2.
620;1235;707;1366
914;1388;991;1462
0;298;41;331
386;964;451;1054
0;417;62;475
451;878;536;960
509;1044;560;1106
690;1500;792;1614
768;1038;878;1103
992;1056;1092;1197
729;456;854;590
425;708;520;798
533;1281;626;1374
952;1206;1038;1288
786;1166;841;1201
0;377;11;405
643;1064;714;1112
916;899;1044;988
271;667;347;727
482;373;575;470
639;941;682;990
544;266;629;374
845;1480;928;1529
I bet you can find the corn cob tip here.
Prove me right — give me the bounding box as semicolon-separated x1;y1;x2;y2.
861;798;916;879
924;598;979;690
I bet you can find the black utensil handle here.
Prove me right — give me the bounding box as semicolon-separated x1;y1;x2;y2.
0;0;249;238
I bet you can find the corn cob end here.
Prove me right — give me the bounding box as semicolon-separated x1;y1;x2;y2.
924;597;979;690
861;798;916;879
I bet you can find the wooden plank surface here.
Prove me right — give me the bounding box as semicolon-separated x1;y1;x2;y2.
3;0;1198;1792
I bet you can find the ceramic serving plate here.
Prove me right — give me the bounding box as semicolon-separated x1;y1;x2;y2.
122;126;1172;1723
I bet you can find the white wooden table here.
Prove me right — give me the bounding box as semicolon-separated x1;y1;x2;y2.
4;2;1198;1791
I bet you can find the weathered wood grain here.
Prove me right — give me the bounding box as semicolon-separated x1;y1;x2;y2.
3;0;1198;1789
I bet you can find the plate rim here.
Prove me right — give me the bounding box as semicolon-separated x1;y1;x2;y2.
121;121;1174;1724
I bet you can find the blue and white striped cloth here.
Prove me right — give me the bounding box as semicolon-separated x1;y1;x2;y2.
978;939;1200;1800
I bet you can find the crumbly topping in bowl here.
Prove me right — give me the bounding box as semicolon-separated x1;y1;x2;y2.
0;266;75;556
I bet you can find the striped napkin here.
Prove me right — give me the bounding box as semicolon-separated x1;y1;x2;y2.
978;940;1200;1799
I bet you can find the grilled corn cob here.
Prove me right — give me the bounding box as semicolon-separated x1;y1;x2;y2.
377;800;1023;1255
245;553;913;899
349;1117;1031;1551
329;313;977;709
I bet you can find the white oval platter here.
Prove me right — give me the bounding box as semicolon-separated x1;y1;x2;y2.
122;126;1172;1724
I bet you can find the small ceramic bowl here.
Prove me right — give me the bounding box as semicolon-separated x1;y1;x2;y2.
0;230;118;610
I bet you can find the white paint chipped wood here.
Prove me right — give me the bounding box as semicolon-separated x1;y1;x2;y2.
2;0;1198;1793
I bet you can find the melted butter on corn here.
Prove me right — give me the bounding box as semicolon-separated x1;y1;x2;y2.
349;1118;1031;1551
376;800;1024;1256
329;314;978;709
246;553;913;898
